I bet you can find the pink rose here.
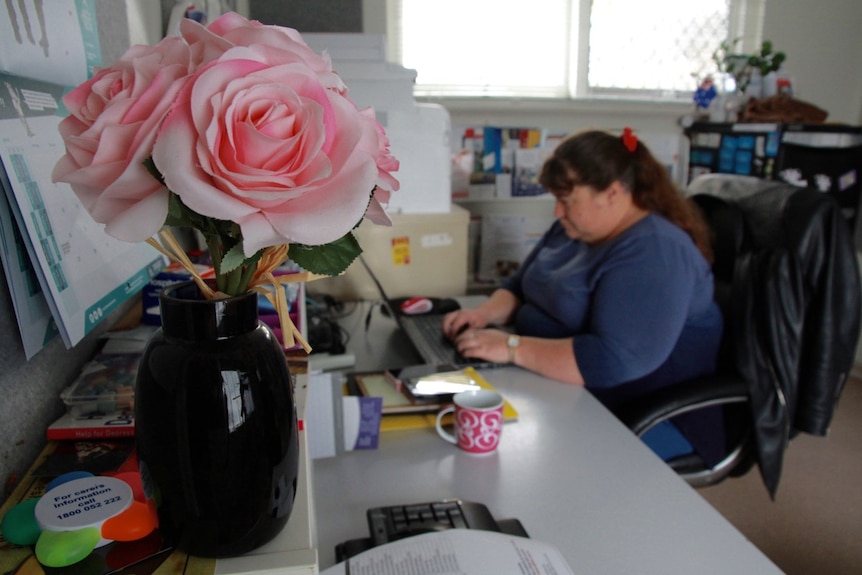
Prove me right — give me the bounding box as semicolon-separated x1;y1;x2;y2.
52;36;192;242
52;10;399;265
360;109;400;225
152;44;391;255
185;13;399;226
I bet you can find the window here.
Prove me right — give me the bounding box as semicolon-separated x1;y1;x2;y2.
387;0;765;100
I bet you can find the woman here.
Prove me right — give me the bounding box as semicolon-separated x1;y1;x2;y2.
442;128;724;461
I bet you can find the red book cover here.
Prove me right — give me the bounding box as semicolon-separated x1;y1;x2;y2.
46;411;135;440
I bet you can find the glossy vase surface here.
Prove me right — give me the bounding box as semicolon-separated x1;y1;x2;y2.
135;280;299;557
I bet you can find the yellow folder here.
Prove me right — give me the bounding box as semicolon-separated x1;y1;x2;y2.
349;367;518;432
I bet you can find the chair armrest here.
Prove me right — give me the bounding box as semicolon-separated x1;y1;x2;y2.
614;375;749;436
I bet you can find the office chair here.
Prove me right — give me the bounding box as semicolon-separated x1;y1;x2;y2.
615;173;861;497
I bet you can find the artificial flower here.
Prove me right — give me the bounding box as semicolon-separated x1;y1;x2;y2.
52;36;193;242
53;12;399;300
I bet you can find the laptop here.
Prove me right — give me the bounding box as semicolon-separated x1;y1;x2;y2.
357;256;499;369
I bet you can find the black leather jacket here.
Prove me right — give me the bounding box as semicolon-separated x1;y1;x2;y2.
690;175;861;496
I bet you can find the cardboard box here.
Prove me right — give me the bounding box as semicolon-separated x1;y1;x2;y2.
308;206;470;301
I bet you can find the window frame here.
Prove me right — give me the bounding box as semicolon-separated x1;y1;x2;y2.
385;0;766;103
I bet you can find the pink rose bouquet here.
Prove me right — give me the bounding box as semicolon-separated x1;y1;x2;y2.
52;12;398;300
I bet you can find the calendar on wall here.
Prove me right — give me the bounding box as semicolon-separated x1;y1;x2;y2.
0;72;164;353
0;1;165;357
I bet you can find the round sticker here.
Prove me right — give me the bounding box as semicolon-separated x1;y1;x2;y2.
35;476;132;534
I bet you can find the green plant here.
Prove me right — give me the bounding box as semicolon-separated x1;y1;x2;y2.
712;38;742;75
712;38;786;94
749;40;786;76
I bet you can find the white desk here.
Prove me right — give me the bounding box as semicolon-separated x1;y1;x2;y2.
311;302;784;574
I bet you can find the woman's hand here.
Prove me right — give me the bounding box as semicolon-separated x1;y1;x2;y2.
453;328;510;364
442;308;489;339
442;288;520;340
455;328;586;385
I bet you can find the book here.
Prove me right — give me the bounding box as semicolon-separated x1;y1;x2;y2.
352;372;440;415
46;410;134;440
513;147;552;196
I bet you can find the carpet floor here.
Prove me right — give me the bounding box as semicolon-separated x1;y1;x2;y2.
697;375;862;574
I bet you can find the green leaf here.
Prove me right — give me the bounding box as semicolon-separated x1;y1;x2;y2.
219;242;248;275
164;194;189;227
289;233;362;276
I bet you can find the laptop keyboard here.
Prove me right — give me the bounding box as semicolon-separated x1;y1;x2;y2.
400;313;474;366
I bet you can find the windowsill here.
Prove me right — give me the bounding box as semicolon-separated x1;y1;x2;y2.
454;195;554;204
416;95;694;118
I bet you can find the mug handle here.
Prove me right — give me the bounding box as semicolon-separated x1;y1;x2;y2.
435;406;457;444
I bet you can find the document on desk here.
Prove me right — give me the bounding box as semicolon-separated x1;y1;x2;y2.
322;529;575;575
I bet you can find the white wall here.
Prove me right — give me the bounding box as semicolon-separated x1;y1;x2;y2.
762;0;862;125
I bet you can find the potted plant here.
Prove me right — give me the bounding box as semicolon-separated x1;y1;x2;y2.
713;38;786;96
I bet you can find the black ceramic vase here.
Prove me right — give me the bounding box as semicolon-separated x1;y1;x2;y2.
135;280;299;557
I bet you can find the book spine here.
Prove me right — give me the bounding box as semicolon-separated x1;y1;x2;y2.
46;426;135;440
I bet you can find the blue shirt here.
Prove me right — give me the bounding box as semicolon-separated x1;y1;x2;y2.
503;214;723;407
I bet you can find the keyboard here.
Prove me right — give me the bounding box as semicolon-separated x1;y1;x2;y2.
334;499;529;561
367;499;502;546
399;313;480;366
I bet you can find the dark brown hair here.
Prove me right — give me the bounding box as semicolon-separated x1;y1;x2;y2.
539;130;712;262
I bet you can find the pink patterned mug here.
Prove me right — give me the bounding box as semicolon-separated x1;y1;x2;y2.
435;389;504;454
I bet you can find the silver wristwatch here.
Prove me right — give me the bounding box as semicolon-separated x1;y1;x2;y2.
507;334;521;364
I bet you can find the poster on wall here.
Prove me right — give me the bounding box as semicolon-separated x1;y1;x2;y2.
477;213;555;285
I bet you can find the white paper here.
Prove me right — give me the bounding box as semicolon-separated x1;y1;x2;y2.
321;530;575;575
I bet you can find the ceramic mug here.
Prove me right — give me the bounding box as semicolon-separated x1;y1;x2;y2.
435;389;504;454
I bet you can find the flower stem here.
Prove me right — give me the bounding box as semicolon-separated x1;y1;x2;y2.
205;235;239;296
236;262;257;294
223;264;253;296
205;236;223;275
203;233;261;296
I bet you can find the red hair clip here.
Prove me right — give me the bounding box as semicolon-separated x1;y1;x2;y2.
621;127;638;153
